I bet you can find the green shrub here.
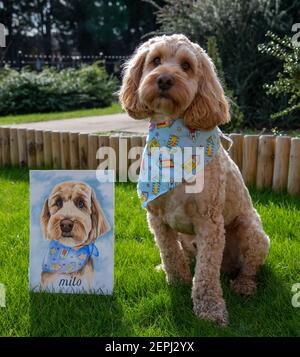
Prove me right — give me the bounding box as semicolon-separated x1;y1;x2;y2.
151;0;299;129
0;62;117;115
258;31;300;126
207;36;244;132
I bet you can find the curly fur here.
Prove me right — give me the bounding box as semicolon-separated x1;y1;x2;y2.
119;34;270;326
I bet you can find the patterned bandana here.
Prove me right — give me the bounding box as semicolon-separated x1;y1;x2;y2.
137;118;221;208
42;240;99;274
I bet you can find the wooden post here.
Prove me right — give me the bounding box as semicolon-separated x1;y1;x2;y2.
26;129;36;168
10;128;19;166
256;135;275;189
109;135;119;178
70;132;79;169
242;135;259;187
17;128;27;167
35;130;44;168
79;133;89;169
43;131;52;168
229;133;243;171
0;127;10;166
141;135;147;148
273;136;291;192
60;132;70;169
97;135;109;170
129;136;143;181
88;134;99;170
220;135;231;151
52;131;61;169
118;136;130;182
287;138;300;196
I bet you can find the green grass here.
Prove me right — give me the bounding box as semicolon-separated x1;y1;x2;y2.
0;102;123;126
0;168;300;336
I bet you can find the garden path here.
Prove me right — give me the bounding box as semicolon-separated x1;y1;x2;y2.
4;113;148;134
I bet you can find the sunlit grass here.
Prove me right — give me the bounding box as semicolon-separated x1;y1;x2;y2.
0;102;123;125
0;168;299;336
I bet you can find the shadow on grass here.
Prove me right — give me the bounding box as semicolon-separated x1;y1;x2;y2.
0;166;29;182
250;188;300;209
29;292;129;337
164;265;300;337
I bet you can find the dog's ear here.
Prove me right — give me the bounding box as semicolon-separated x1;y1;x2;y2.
89;190;110;241
40;199;50;240
119;45;150;119
183;48;230;130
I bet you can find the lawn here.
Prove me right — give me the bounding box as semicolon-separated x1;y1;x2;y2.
0;167;300;337
0;102;123;126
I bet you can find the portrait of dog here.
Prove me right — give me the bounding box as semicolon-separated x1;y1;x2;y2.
39;181;110;292
119;34;270;325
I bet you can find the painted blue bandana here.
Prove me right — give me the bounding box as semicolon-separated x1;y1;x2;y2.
42;240;99;274
137;118;221;208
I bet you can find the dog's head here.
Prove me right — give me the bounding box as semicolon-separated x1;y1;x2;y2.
119;34;230;130
40;182;110;248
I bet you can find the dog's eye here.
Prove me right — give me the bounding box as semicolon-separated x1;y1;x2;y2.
78;200;84;209
181;61;190;71
153;57;161;66
55;198;63;208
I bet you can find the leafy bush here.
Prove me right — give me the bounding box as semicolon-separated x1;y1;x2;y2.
0;62;117;115
150;0;300;129
206;36;244;131
258;31;300;126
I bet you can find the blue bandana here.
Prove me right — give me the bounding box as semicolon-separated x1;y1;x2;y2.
42;240;99;274
137;118;220;208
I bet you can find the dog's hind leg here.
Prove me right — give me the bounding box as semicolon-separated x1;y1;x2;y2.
230;212;270;295
147;212;192;284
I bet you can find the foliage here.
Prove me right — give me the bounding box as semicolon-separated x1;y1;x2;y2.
258;31;300;121
207;36;244;131
151;0;300;129
0;62;117;115
0;0;164;59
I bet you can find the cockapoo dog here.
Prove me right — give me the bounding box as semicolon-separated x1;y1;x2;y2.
119;34;270;325
40;181;110;291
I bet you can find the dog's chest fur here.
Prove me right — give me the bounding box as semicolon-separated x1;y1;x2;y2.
146;147;249;235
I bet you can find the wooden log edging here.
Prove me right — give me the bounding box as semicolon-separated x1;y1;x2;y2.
242;135;259;187
273;136;291;192
70;132;79;169
256;135;276;190
17;128;27;167
1;126;300;196
10;128;19;166
229;133;243;172
52;131;61;169
60;132;70;170
288;138;300;196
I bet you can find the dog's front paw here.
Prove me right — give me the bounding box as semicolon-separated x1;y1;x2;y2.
193;296;228;326
231;275;257;296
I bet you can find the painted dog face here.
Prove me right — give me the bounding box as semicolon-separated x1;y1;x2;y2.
40;181;109;248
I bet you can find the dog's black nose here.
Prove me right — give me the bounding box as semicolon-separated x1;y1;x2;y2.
157;74;174;91
60;219;74;233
